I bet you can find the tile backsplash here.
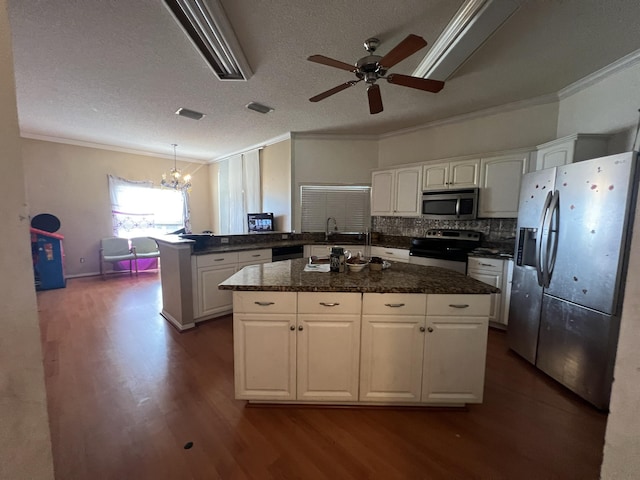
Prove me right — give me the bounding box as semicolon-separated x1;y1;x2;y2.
372;216;517;243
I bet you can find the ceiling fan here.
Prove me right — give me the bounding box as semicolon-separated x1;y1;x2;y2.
307;34;445;115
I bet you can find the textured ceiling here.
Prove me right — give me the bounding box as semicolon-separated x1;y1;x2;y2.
7;0;640;162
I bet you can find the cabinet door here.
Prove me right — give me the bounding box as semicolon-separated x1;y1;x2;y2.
421;316;488;404
536;142;575;171
360;315;424;402
196;264;237;318
479;153;529;218
467;270;501;324
422;162;449;191
234;313;297;400
449;159;479;188
297;314;361;402
371;170;395;215
394;166;422;216
369;246;410;263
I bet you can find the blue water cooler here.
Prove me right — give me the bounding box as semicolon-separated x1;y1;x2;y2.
31;227;66;290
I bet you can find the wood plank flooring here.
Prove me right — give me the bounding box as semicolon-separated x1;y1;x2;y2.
37;274;607;479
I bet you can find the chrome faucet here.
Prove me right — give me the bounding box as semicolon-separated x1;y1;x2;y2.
325;217;337;241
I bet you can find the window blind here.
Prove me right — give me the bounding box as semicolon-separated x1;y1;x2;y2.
300;185;371;233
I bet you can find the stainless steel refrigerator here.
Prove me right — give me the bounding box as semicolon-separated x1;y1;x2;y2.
508;151;639;410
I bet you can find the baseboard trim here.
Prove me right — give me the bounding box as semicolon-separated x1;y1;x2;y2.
160;310;196;331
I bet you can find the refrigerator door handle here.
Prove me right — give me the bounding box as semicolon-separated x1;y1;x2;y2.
536;190;554;287
543;190;560;287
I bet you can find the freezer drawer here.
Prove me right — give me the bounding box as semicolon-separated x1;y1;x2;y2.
537;294;620;410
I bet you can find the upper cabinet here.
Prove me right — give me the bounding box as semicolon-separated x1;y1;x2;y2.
478;152;530;218
535;134;610;171
371;166;422;216
423;159;479;191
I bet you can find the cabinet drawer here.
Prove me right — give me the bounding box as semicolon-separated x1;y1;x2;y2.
427;295;490;317
238;249;272;263
468;257;503;272
298;292;361;314
363;293;426;315
196;252;239;268
370;246;410;262
233;291;297;314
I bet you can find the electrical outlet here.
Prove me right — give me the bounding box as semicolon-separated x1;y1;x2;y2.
220;237;229;244
80;257;85;263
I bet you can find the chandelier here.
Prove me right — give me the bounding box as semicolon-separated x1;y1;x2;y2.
161;143;192;191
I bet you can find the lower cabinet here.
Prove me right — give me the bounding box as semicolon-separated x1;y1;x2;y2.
233;291;490;405
369;246;410;263
233;291;361;402
467;256;513;328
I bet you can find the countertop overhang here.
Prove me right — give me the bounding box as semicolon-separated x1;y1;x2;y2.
219;258;499;294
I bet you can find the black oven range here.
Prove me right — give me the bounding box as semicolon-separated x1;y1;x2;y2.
409;229;482;274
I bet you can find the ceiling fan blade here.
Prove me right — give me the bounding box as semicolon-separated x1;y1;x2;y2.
387;74;445;93
309;80;360;102
367;84;383;114
307;54;357;72
378;34;428;69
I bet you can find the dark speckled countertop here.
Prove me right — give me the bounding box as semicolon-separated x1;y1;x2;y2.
219;258;498;294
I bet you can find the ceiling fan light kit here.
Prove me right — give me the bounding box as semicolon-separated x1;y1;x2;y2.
308;34;445;114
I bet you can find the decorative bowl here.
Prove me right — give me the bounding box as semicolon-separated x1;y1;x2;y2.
347;262;368;272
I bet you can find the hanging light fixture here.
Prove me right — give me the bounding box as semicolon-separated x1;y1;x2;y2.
161;143;192;191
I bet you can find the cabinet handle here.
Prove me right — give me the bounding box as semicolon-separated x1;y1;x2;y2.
384;303;405;308
251;254;260;257
319;302;340;307
214;258;225;262
448;304;469;309
479;263;493;267
290;325;295;331
427;327;434;333
385;251;393;255
298;325;304;331
419;326;425;332
254;301;275;306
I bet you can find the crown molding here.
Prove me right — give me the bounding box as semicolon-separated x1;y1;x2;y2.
380;93;559;140
20;132;206;163
558;48;640;100
209;132;292;163
291;132;379;141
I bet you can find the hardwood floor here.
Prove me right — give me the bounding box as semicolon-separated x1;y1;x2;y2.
37;274;607;479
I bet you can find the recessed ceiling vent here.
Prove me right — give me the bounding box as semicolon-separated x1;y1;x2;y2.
175;107;206;120
163;0;252;81
246;102;274;114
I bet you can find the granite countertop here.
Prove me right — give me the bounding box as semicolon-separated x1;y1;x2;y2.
219;258;499;294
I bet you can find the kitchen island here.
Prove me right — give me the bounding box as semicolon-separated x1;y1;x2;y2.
220;258;498;407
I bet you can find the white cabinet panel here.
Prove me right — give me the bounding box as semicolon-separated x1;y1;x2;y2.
371;170;395;215
535;134;610;171
479;153;529;218
423;159;479;191
371;166;421;216
369;246;410;263
196;264;236;318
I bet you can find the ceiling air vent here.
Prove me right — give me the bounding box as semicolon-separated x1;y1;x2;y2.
175;107;206;120
246;102;274;114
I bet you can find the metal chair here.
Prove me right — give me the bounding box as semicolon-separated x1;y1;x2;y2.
130;237;160;272
99;237;136;279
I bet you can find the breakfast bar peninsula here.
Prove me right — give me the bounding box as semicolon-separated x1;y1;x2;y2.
219;258;498;407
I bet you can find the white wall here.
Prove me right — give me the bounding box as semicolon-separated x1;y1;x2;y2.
0;0;54;477
261;139;292;232
291;135;379;232
558;60;640;480
378;101;559;167
21;139;212;276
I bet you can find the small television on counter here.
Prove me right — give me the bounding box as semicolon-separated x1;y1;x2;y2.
247;212;274;232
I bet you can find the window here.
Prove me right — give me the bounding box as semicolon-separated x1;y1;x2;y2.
300;185;371;233
108;175;188;238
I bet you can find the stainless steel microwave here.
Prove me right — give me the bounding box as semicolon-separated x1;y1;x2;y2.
421;188;478;220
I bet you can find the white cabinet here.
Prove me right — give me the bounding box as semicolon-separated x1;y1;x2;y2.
360;293;490;405
369;246;410;263
478;152;530;218
234;292;361;402
422;295;490;404
535;134;610;171
360;294;427;402
233;292;298;400
193;248;272;320
193;252;238;319
423;159;479;191
371;166;422;216
297;293;361;402
467;256;513;328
